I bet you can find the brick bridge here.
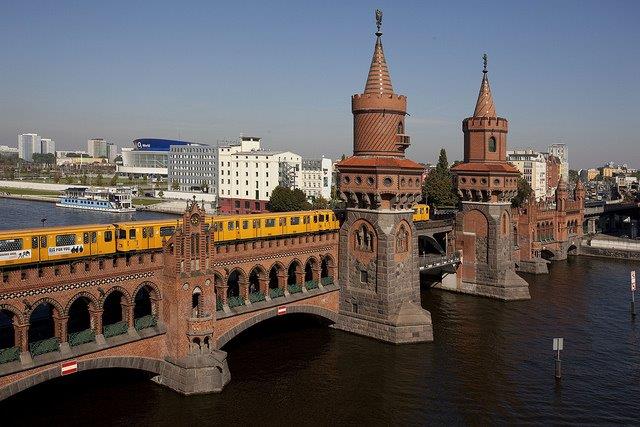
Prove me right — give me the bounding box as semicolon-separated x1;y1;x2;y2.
0;201;340;400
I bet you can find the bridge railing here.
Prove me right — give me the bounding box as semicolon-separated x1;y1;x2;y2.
418;252;461;269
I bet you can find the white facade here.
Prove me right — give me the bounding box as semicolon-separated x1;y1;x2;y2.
87;138;108;158
0;145;18;156
118;148;168;177
106;143;117;162
507;149;547;200
168;144;217;194
40;138;55;154
548;143;569;181
217;136;302;201
17;133;40;161
300;157;333;200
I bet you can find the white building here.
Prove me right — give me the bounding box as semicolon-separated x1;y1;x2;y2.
87;138;108;158
168;144;217;193
106;142;118;163
40;138;55;154
548;143;569;181
217;136;302;209
507;149;547;200
300;157;333;200
17;133;41;161
0;145;18;157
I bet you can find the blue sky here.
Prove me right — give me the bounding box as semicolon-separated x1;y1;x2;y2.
0;0;638;169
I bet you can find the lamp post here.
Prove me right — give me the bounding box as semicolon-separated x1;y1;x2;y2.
41;218;47;227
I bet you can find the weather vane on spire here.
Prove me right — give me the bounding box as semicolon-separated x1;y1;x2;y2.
375;9;383;35
483;53;488;73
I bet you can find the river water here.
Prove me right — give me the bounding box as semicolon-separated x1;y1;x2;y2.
1;200;639;424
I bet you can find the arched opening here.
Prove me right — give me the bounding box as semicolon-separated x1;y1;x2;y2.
67;297;95;346
567;244;578;255
488;136;497;152
248;268;262;294
28;303;59;356
305;258;316;282
397;121;404;135
287;260;302;286
320;255;335;285
192;287;202;318
102;291;127;337
541;249;555;260
227;270;241;298
268;265;282;289
133;284;157;331
0;309;16;353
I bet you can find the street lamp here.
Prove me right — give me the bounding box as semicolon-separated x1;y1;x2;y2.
41;218;47;227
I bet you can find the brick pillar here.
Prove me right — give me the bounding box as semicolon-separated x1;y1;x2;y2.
312;266;321;282
90;307;103;333
278;272;288;295
295;269;304;285
15;322;29;352
258;276;268;294
240;279;249;300
54;315;68;343
122;303;135;331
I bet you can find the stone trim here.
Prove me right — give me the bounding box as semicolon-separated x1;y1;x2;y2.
211;246;336;268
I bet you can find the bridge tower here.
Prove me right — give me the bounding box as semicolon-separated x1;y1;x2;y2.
450;56;530;300
334;10;433;343
154;198;230;394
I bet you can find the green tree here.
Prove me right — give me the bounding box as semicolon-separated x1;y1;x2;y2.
32;153;55;165
157;190;164;198
422;148;458;208
109;174;118;186
53;170;61;183
80;172;88;185
311;195;329;209
511;177;533;207
568;169;579;183
65;175;74;185
268;186;311;212
171;180;179;190
94;173;104;186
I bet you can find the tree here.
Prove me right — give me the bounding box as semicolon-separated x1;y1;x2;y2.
109;174;118;186
311;195;329;209
53;171;61;183
65;175;74;185
422;148;458;208
171;180;179;190
32;153;55;165
511;177;533;207
268;186;311;212
94;173;104;186
80;172;88;185
200;180;209;193
568;169;579;184
157;190;164;198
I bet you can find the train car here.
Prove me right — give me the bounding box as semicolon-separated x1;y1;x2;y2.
0;224;117;268
412;204;430;222
115;219;180;252
207;209;339;242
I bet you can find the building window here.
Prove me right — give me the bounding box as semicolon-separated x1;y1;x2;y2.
360;269;368;283
488;137;497;152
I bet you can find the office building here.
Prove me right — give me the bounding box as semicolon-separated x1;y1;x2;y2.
40;138;55;154
300;157;333;200
168;144;217;193
548;143;569;181
87;138;108;158
118;138;192;179
217;136;302;213
17;133;41;161
106;142;118;163
507;149;547;200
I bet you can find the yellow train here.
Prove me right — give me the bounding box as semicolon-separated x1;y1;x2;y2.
0;205;429;268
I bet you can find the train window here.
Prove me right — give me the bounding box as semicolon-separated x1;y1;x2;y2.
83;233;90;244
56;234;76;246
148;228;154;237
104;231;113;242
313;216;318;223
142;228;147;238
279;217;286;226
303;216;310;224
0;238;23;252
332;214;336;221
265;218;276;227
118;229;127;239
32;237;39;249
253;219;261;228
129;229;136;239
91;232;97;243
160;226;175;236
319;215;324;222
243;220;249;229
40;236;47;248
291;217;300;225
227;222;235;231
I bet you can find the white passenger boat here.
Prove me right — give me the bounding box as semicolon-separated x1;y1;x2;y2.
56;186;136;213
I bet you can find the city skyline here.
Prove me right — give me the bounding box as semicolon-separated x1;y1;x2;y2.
1;1;638;169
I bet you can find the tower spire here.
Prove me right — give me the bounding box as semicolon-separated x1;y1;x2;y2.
473;53;497;118
364;9;394;95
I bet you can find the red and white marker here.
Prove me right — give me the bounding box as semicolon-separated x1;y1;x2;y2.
277;306;287;316
61;360;78;376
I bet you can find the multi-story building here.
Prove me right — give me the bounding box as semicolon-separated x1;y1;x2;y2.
17;133;40;161
40;138;55;154
118;138;192;179
300;157;333;200
548;143;569;181
168;144;217;193
217;136;302;213
0;145;18;157
545;154;561;198
106;143;117;163
507;149;547;200
87;138;108;158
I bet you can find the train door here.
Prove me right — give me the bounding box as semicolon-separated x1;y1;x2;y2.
29;235;47;263
128;227;138;251
83;231;98;256
279;216;287;236
141;226;154;250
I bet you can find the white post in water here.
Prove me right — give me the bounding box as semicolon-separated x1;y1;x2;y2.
553;337;563;380
631;271;636;317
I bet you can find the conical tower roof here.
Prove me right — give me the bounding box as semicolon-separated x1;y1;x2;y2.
364;34;394;95
473;55;497;118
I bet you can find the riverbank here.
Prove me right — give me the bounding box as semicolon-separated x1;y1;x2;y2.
581;234;640;260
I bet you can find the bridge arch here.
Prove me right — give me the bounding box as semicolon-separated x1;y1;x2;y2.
227;268;246;298
304;256;319;282
217;305;339;349
66;293;99;341
321;254;336;280
248;265;267;294
268;262;285;289
133;281;161;319
64;291;99;317
27;298;64;346
0;305;22;352
100;286;132;308
287;259;303;285
0;303;25;325
0;356;166;401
